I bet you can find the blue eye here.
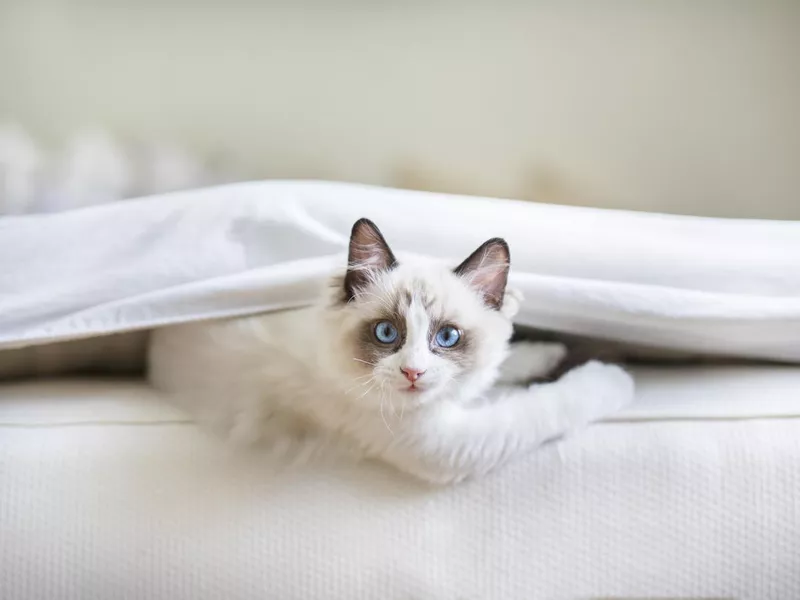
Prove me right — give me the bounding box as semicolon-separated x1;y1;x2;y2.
435;325;461;348
374;320;399;344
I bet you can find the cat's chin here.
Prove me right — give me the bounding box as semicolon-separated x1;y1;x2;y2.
394;383;447;404
397;387;433;402
396;380;431;394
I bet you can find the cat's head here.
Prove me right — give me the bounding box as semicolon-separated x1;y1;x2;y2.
322;218;519;409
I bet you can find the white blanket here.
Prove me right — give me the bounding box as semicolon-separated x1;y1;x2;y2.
2;180;799;360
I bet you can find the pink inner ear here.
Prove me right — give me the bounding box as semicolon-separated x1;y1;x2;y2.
348;219;397;271
468;262;507;306
454;238;509;309
471;261;506;290
344;218;398;300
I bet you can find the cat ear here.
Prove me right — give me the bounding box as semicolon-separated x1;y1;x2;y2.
454;238;510;310
344;218;398;300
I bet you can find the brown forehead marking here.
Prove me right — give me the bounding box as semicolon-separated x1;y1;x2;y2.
421;293;436;311
402;280;436;312
392;290;411;319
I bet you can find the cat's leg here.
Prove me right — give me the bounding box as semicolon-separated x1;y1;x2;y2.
227;401;277;445
387;360;634;484
495;341;568;385
225;394;337;465
227;393;315;448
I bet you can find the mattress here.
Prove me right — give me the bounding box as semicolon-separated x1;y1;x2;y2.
2;365;799;599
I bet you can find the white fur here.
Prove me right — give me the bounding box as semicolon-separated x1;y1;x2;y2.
149;254;634;484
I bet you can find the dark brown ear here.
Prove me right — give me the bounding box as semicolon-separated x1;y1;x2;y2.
453;238;510;310
344;218;398;300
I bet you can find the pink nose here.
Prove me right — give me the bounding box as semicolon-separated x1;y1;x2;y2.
400;367;426;383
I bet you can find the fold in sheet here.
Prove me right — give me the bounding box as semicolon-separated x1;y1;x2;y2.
1;181;799;361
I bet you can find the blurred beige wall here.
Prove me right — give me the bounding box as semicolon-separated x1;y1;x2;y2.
1;1;798;218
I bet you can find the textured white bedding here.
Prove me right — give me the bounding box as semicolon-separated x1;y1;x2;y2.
2;366;799;599
2;181;799;598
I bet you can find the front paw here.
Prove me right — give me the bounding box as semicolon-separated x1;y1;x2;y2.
557;360;635;422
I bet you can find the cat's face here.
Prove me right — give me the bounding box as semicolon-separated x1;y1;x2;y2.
323;218;518;410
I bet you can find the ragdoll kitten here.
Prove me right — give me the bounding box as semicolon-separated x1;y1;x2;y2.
149;218;634;484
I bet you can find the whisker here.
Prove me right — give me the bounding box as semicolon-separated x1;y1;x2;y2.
352;357;377;367
379;394;394;436
344;376;374;395
357;382;376;401
386;388;398;417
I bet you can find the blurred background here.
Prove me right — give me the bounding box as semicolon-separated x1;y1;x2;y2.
0;1;798;218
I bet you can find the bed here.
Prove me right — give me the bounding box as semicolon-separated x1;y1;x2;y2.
2;365;799;598
1;181;798;598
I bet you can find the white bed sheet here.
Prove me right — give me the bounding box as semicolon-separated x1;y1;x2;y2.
2;366;799;599
2;180;800;361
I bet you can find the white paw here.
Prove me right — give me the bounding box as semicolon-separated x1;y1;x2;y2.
501;341;567;381
558;360;635;423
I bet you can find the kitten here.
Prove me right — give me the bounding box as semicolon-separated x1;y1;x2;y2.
148;218;634;484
